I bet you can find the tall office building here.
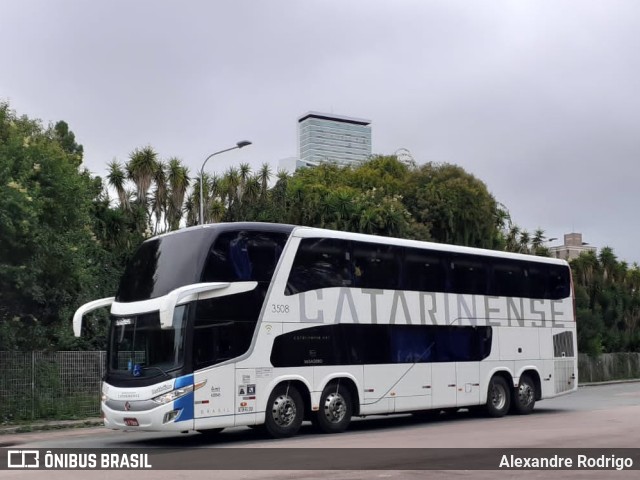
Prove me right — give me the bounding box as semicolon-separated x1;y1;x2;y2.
298;112;372;166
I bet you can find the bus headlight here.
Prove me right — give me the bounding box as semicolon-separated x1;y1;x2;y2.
152;385;193;405
151;380;207;405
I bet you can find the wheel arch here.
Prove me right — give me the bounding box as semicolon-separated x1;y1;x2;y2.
480;368;514;404
319;375;361;416
517;368;542;401
262;375;312;416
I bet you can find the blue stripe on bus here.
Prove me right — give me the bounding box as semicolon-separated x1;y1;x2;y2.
174;374;194;389
174;391;194;422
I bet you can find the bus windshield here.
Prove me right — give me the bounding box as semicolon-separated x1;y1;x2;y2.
116;228;290;302
116;229;212;302
108;307;187;378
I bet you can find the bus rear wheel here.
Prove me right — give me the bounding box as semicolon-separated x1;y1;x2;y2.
512;374;536;415
486;375;510;417
314;382;352;434
264;384;304;438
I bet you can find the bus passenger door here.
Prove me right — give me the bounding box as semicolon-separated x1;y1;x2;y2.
193;364;236;430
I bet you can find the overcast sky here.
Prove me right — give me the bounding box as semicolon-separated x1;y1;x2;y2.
2;0;639;263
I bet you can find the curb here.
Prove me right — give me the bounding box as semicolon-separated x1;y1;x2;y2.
0;420;104;448
579;378;640;387
0;418;103;437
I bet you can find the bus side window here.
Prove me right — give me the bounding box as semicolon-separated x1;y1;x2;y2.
492;261;525;297
352;242;401;290
548;265;570;300
285;238;352;295
246;232;288;281
403;248;446;293
449;255;489;296
229;231;252;280
526;265;549;299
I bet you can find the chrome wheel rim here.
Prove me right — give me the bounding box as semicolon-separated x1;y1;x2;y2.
490;382;507;411
271;394;297;428
518;382;534;407
322;392;347;424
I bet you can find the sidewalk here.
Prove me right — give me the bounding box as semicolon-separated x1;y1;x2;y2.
0;418;103;447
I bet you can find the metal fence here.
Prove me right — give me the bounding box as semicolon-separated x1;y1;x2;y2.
0;351;106;423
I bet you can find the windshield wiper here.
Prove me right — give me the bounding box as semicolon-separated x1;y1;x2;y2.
142;366;171;378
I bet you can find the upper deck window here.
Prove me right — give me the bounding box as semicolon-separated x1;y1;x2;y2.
201;231;288;283
116;228;289;302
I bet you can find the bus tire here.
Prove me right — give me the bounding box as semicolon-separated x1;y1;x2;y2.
264;384;304;438
314;382;353;434
486;375;510;417
512;374;536;415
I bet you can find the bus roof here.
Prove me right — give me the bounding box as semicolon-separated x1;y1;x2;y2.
144;222;296;242
291;225;569;267
144;222;568;267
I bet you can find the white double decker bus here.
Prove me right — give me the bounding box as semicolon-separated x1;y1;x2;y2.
74;222;577;438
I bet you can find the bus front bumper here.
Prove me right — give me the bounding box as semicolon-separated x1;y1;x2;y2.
102;401;193;432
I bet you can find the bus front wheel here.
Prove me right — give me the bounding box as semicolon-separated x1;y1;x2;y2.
314;382;353;434
486;375;510;417
264;384;304;438
512;374;536;415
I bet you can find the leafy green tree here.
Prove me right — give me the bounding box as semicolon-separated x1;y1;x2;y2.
0;103;112;350
571;249;640;355
404;162;500;248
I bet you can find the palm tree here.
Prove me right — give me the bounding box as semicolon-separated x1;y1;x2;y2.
209;200;225;223
358;208;378;234
151;161;167;234
127;146;158;205
167;158;190;231
518;230;531;254
329;189;354;229
106;160;128;210
531;229;546;251
224;167;240;217
530;228;551;256
504;225;521;252
209;174;221;205
599;247;618;283
258;163;272;198
243;175;261;204
273;169;290;211
236;163;251;205
184;193;197;227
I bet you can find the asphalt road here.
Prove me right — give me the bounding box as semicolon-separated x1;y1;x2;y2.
2;382;640;479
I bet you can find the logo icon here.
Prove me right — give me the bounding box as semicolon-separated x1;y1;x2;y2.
124;401;131;411
7;450;39;468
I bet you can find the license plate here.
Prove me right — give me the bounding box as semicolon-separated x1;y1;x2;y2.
124;418;139;426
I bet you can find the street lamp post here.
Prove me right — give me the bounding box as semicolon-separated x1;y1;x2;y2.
199;140;252;225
